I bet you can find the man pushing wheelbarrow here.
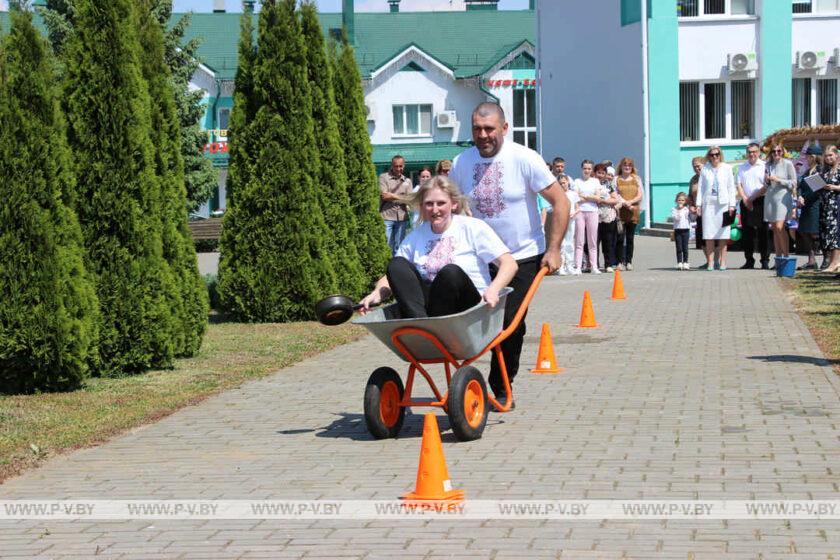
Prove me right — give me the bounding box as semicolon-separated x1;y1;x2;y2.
317;103;569;440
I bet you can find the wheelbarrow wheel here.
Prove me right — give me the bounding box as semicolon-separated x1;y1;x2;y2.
447;366;488;441
364;367;406;439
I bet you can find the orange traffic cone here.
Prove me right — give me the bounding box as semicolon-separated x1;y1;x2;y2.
611;269;626;300
401;413;465;504
531;323;563;374
577;290;598;328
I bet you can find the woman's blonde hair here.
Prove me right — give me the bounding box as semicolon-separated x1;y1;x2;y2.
400;175;467;222
705;145;723;162
691;156;704;167
435;159;453;174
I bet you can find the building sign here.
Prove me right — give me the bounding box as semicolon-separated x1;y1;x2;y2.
485;79;538;88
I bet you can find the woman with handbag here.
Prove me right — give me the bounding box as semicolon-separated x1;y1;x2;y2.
695;146;737;271
615;157;644;271
594;163;620;272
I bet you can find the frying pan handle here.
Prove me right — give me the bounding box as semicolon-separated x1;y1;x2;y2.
352;301;381;311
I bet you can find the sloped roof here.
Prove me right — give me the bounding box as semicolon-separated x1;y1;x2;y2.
1;9;535;82
177;10;534;81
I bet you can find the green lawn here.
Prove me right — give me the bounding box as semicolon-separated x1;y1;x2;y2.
0;320;364;482
781;272;840;371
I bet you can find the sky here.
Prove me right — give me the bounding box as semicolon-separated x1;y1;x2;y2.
0;0;530;13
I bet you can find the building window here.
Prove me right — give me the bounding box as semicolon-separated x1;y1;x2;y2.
792;78;812;127
680;80;755;141
392;104;432;136
680;82;700;141
512;89;537;149
217;108;230;131
678;0;753;16
731;80;754;139
795;0;840;12
818;79;838;125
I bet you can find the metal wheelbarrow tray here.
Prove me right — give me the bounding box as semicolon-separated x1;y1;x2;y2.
352;268;549;442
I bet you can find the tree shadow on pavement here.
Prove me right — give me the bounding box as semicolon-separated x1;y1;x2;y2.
747;354;839;366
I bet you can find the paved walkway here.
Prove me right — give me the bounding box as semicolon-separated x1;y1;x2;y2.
2;237;839;559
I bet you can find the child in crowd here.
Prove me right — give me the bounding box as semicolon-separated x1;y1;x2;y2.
558;175;580;275
671;192;691;270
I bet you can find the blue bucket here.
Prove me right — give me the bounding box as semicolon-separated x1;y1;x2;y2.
775;256;797;278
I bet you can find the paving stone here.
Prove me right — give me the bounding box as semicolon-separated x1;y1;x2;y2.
1;238;839;557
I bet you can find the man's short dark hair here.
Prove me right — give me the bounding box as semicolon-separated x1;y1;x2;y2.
747;142;760;150
472;102;506;123
593;163;609;174
552;157;565;165
581;159;594;167
391;155;405;163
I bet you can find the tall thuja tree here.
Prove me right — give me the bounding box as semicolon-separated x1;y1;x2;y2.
299;2;365;298
330;35;390;282
0;7;99;393
218;7;257;284
40;0;216;213
138;0;207;357
218;0;338;321
64;0;177;374
153;0;217;214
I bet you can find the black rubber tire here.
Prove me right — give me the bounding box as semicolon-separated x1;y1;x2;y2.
447;366;488;441
363;367;406;439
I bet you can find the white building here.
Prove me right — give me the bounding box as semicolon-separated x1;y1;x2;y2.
538;0;840;224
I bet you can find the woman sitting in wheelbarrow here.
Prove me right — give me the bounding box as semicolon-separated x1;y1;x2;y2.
360;176;518;318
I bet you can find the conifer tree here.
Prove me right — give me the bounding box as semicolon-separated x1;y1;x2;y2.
153;0;217;214
0;7;99;393
217;8;257;285
218;0;338;321
64;0;177;374
299;1;366;298
138;0;207;357
330;35;391;282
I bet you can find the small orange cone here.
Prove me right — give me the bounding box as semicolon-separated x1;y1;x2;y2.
401;413;464;504
611;269;626;300
531;323;563;374
576;290;598;328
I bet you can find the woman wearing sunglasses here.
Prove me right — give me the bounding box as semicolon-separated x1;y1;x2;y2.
758;144;797;261
695;146;737;270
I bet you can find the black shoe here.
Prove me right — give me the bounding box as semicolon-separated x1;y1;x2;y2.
740;261;755;269
760;261;770;270
492;395;515;411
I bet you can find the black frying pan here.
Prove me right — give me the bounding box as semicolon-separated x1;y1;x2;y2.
315;294;380;326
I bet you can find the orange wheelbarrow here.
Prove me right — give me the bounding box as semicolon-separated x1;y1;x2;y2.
352;267;549;441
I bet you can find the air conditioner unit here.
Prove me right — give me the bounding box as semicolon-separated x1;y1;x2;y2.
365;102;376;122
436;110;458;128
728;52;757;73
797;50;827;70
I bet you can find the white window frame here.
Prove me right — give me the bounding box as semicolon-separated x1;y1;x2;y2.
511;88;538;150
392;104;433;138
678;0;754;18
679;79;758;145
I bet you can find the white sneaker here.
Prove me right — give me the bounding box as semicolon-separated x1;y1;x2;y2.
677;263;683;270
572;267;582;276
593;268;602;274
606;266;614;273
684;262;691;270
626;263;633;271
617;264;625;271
558;267;569;276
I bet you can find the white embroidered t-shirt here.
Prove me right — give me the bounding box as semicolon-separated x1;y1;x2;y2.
573;177;601;213
737;160;766;200
450;142;556;260
396;215;510;293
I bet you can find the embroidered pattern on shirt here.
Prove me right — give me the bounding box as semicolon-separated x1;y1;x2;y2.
472;162;506;218
422;236;457;280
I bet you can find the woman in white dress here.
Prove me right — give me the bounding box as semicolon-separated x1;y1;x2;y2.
695;146;737;270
